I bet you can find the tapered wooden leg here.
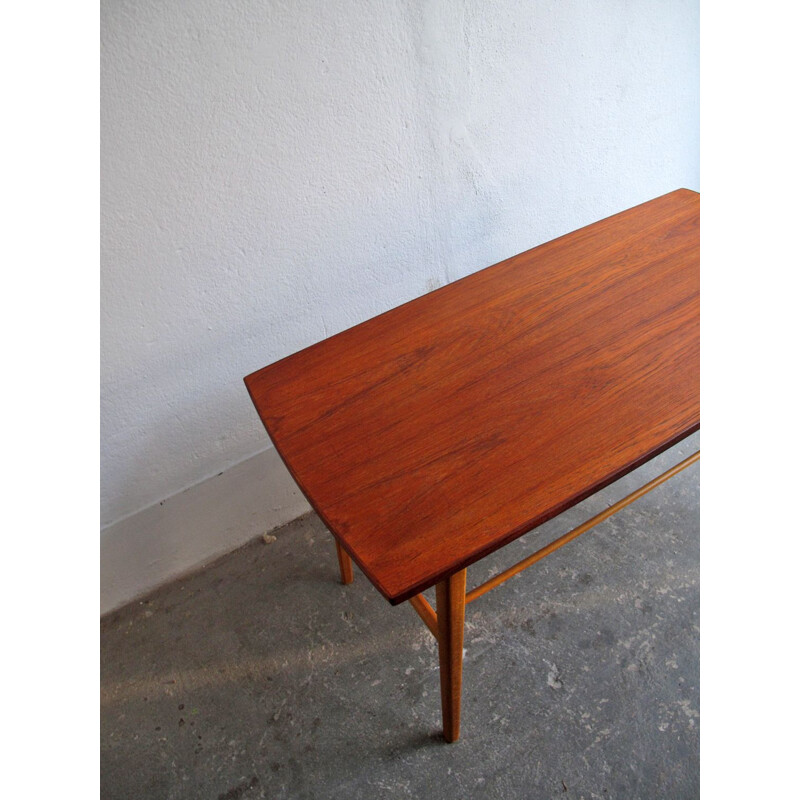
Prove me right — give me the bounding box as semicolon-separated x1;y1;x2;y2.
435;569;466;742
334;538;353;584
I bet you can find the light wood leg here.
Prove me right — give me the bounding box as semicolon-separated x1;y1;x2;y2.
334;538;353;584
435;568;466;743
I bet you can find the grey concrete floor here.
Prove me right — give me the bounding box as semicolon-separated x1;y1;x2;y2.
101;434;699;800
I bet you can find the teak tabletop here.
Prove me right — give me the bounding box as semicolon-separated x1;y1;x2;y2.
245;189;699;742
245;189;699;607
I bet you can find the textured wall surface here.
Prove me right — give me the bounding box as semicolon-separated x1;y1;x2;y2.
102;0;699;528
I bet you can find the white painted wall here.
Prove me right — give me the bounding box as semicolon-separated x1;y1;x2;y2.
101;0;698;610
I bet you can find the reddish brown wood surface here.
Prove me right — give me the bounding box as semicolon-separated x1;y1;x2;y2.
244;189;700;605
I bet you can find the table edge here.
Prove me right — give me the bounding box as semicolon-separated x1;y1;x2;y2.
246;367;698;605
243;189;698;388
242;187;700;605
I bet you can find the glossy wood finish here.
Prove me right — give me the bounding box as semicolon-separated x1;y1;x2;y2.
435;569;466;743
334;538;353;584
464;450;700;604
245;189;700;605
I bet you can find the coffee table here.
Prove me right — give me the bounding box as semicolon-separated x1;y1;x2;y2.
244;189;700;742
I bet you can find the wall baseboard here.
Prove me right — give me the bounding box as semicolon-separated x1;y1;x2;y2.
101;447;310;615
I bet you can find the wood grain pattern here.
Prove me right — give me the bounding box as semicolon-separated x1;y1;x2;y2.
244;189;700;605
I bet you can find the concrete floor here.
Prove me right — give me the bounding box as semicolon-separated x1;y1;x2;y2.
101;433;699;800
